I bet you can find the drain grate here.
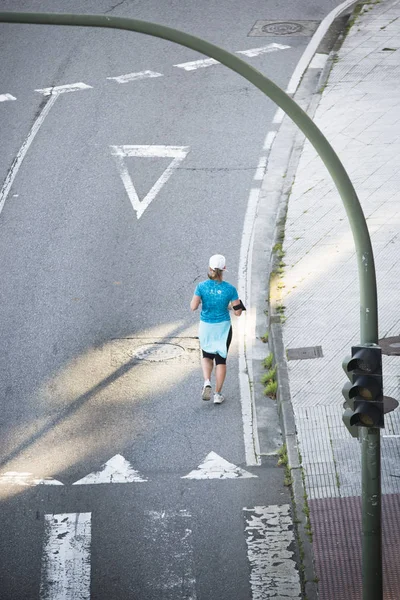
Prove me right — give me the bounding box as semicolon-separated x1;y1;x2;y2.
249;20;320;37
287;346;323;360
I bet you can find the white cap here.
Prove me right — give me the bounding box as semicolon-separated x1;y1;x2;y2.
209;254;226;270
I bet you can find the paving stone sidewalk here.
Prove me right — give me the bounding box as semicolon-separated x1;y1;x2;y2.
280;1;400;597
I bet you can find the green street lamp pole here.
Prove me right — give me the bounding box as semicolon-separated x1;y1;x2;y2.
0;11;381;598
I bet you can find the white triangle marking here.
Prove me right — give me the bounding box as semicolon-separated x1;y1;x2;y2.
72;454;147;484
111;144;190;219
182;451;257;480
0;472;64;486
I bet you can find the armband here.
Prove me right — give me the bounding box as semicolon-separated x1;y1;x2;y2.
233;299;246;311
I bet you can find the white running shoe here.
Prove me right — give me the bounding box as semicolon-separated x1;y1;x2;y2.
213;393;225;404
202;383;212;401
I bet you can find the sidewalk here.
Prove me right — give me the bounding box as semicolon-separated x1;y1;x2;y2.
271;1;400;597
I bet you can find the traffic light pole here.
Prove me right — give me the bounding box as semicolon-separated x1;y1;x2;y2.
0;11;381;598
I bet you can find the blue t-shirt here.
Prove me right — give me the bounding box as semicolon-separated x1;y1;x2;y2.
194;279;239;323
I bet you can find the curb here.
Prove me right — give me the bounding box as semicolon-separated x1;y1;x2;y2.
259;5;363;598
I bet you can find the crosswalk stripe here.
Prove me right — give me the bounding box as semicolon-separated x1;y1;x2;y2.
40;513;91;600
244;505;302;599
146;510;197;598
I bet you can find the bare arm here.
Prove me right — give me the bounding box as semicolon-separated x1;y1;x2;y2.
190;294;201;311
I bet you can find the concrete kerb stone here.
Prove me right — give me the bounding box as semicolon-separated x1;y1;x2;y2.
261;8;361;598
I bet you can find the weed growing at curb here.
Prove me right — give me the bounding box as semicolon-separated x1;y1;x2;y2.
277;444;292;486
260;331;269;343
263;352;274;369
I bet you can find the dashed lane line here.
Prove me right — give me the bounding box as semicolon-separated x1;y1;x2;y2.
107;69;163;83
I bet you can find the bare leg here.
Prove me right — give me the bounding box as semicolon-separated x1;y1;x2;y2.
201;357;213;382
215;364;227;393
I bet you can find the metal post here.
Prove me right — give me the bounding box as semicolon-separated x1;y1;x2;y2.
0;11;382;597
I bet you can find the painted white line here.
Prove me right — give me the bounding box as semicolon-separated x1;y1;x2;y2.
238;188;262;467
174;58;220;71
0;93;16;102
0;93;59;217
147;510;197;598
110;144;189;219
253;156;268;181
383;435;400;438
272;108;285;124
35;82;93;96
72;454;147;484
244;505;302;599
0;472;63;485
236;43;290;58
286;0;358;94
40;513;91;600
107;70;163;84
263;130;277;151
182;451;257;479
309;53;329;69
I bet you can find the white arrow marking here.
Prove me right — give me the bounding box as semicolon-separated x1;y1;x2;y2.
0;471;64;486
0;93;16;102
236;43;291;58
35;82;93;96
107;69;163;83
174;58;220;71
182;451;257;479
40;513;91;600
111;144;189;219
72;454;147;484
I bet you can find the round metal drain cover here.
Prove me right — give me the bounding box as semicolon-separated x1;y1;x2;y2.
134;343;185;362
379;336;400;356
262;21;304;35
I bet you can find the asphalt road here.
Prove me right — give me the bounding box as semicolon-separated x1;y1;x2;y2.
0;0;344;598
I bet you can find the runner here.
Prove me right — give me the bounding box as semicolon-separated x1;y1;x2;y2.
190;254;245;404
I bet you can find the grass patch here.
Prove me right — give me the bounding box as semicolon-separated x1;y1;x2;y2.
261;367;276;385
263;352;274;369
264;380;278;398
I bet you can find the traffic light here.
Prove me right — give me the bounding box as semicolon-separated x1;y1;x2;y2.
342;344;384;432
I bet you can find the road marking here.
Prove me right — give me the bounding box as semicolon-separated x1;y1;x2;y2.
0;472;63;485
147;510;197;598
0;93;59;217
174;58;220;71
72;454;147;484
244;505;302;599
182;451;257;479
35;82;93;96
107;69;163;84
111;144;189;219
272;107;285;124
238;188;262;466
40;513;91;600
236;43;290;58
263;130;277;151
253;156;268;181
0;93;16;102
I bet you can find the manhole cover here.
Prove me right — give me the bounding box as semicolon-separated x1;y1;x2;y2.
262;22;303;35
287;346;323;360
133;343;185;362
249;20;320;37
379;336;400;356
